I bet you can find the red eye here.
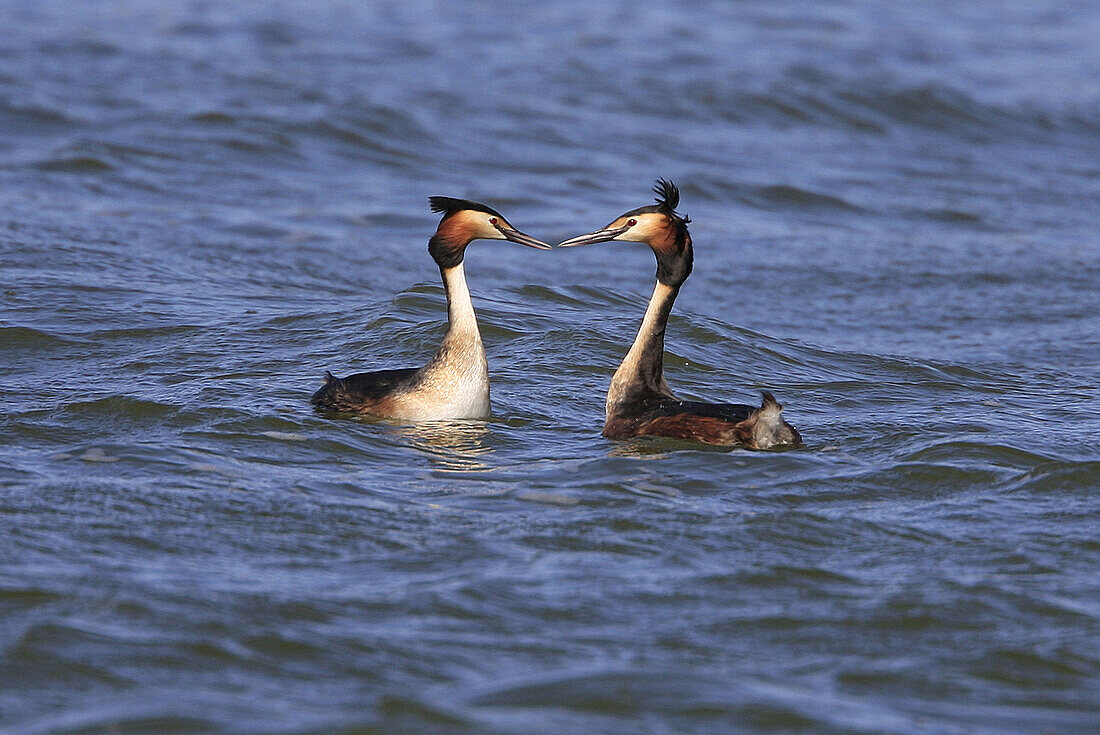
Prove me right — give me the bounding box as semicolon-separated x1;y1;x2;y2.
627;218;637;226
489;217;498;225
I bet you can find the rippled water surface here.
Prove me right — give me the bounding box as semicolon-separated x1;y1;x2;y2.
3;1;1100;733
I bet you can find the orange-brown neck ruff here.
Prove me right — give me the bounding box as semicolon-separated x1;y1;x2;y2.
654;227;692;288
605;280;679;417
427;207;509;269
428;217;469;269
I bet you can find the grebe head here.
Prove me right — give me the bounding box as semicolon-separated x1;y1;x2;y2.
427;196;550;268
558;179;693;287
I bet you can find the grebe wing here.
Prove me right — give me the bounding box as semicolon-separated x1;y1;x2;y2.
604;398;756;443
662;400;755;422
335;368;419;397
310;367;419;408
626;398;755;422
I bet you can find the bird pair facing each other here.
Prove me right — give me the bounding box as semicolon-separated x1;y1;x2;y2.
311;180;801;451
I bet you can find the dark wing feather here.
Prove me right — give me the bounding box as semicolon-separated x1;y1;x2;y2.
656;399;754;422
603;398;756;444
311;367;419;410
621;397;754;422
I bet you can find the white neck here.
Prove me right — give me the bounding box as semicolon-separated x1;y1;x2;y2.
606;281;678;416
441;262;481;341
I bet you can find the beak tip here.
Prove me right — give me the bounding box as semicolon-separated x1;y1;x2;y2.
556;227;624;248
556;237;597;248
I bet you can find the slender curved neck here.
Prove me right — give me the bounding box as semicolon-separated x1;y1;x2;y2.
606;280;679;414
440;262;480;340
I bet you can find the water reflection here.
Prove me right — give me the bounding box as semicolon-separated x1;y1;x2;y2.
607;436;733;458
386;419;493;471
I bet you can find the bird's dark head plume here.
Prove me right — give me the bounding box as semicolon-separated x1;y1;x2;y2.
428;196;504;220
652;178;690;224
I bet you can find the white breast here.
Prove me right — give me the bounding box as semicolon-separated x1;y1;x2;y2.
390;345;491;421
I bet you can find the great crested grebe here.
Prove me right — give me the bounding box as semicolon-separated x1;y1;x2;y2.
559;179;801;449
311;197;550;421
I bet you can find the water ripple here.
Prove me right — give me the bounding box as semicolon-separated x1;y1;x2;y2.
3;1;1100;733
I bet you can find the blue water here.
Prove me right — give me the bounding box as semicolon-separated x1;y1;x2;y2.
2;1;1099;733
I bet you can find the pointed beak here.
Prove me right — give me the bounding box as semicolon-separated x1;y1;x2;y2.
496;224;552;250
557;225;630;248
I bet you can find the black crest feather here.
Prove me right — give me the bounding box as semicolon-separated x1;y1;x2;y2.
652;179;689;223
428;196;504;219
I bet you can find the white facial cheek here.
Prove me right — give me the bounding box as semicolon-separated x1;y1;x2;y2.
632;221;657;242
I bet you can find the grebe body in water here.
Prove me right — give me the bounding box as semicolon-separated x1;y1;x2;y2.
312;197;549;421
559;180;801;450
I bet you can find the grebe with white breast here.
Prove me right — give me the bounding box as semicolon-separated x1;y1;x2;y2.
312;197;550;420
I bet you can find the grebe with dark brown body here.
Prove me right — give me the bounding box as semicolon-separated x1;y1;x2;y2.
559;180;801;450
312;197;549;421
